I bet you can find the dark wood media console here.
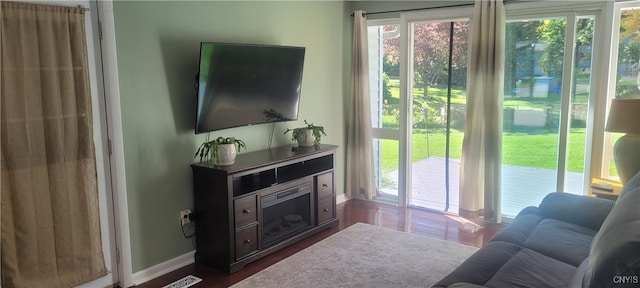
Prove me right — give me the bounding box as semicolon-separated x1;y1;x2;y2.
191;144;339;273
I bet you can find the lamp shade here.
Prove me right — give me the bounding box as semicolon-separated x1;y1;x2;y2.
605;98;640;134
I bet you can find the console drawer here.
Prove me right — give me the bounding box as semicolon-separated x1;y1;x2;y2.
317;172;333;198
317;196;334;225
234;195;257;228
235;225;258;260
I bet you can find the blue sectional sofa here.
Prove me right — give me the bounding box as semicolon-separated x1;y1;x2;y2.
434;171;640;288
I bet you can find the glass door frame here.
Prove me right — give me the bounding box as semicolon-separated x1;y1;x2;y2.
367;1;614;216
398;7;474;208
597;1;640;181
368;18;402;205
505;2;607;197
366;7;474;208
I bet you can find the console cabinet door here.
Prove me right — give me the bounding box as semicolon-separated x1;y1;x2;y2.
234;195;257;228
317;172;333;198
317;196;334;225
235;225;258;260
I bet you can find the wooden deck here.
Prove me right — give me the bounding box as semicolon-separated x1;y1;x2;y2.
380;157;585;218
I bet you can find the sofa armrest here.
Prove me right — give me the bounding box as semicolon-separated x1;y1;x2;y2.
516;206;539;217
538;192;615;231
586;184;640;288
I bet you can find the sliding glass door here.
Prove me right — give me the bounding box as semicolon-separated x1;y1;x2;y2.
368;8;472;211
501;12;597;218
407;20;468;212
366;2;609;221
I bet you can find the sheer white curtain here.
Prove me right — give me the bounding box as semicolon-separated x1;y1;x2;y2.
459;0;505;222
346;10;375;200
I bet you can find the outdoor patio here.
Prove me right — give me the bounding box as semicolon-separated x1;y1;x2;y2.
381;157;585;218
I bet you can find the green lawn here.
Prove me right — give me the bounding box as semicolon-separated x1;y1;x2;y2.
379;128;588;173
380;79;599;174
388;80;467;105
386;79;574;109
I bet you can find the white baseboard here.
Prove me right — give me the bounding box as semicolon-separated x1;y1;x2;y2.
131;250;195;286
336;193;349;204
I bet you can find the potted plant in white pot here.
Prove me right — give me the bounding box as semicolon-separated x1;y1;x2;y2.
195;136;247;166
284;120;327;147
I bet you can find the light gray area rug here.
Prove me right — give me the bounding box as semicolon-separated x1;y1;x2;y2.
231;222;478;288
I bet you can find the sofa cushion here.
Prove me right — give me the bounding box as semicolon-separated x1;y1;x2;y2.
484;248;577;288
523;218;597;266
488;210;542;246
569;257;590;287
432;241;521;288
538;192;614;231
446;284;486;288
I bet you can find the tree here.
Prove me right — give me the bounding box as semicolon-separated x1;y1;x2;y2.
619;10;640;43
617;9;640;98
538;19;566;80
504;21;542;96
619;10;640;66
537;18;594;98
383;22;468;99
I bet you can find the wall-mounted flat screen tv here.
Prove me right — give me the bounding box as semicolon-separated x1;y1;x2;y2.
195;42;305;133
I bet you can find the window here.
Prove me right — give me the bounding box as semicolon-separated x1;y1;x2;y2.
369;22;402;201
362;1;627;221
502;12;597;217
602;3;640;181
368;7;473;210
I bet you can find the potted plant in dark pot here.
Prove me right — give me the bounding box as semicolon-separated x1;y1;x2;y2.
195;136;246;166
284;120;327;147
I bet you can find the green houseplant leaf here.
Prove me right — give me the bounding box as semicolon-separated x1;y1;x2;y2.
194;136;247;165
284;120;327;147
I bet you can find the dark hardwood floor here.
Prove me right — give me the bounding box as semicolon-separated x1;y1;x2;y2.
135;199;504;288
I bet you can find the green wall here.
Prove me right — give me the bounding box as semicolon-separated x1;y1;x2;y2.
113;1;347;273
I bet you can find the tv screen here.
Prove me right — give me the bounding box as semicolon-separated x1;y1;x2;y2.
195;42;305;133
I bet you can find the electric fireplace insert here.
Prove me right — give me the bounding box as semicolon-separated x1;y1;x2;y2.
260;181;312;248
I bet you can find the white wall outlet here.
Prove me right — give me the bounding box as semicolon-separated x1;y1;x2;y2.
180;209;192;225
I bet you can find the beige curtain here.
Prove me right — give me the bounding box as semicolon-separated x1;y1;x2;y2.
346;10;375;200
459;0;505;222
1;2;107;287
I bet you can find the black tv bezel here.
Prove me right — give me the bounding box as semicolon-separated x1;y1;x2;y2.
194;42;305;134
